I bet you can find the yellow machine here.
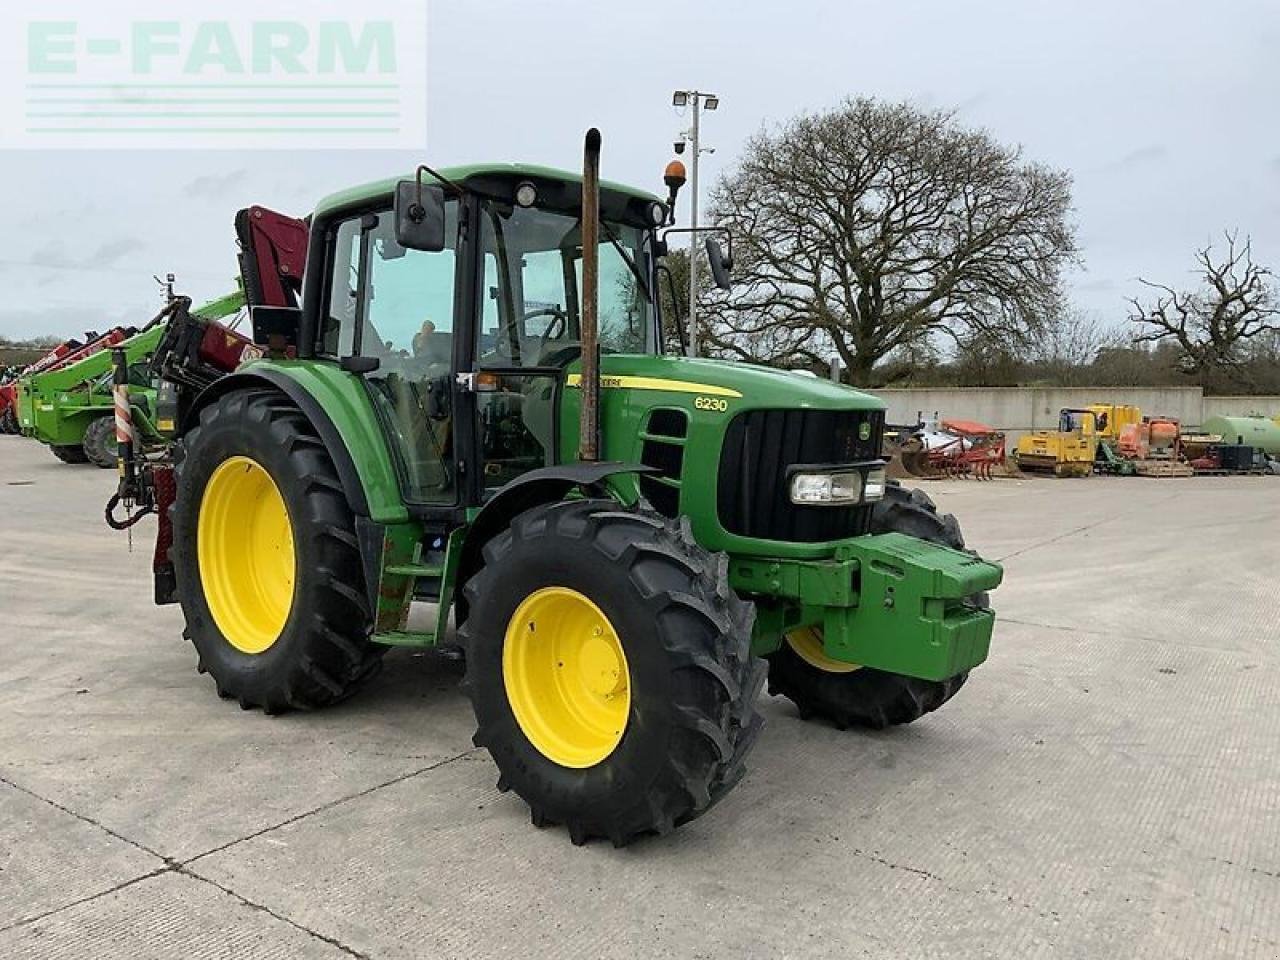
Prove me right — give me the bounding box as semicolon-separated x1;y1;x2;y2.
1087;404;1141;442
1015;408;1099;477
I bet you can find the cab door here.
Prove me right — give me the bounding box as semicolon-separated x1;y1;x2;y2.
319;203;461;506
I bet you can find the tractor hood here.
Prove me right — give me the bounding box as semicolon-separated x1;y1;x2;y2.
590;354;886;413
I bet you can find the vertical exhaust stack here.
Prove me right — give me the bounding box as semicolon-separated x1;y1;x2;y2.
578;127;602;462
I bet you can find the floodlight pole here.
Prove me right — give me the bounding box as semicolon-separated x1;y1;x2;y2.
688;96;701;357
674;89;718;358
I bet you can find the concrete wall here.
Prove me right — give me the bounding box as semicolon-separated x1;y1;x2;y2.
1202;396;1280;419
867;386;1209;442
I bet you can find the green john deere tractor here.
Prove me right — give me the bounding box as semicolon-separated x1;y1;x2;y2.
122;132;1002;845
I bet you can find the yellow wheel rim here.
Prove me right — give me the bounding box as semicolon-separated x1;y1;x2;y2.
197;456;296;655
502;587;631;769
786;626;861;674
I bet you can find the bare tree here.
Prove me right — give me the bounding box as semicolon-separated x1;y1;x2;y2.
1032;309;1123;369
702;97;1078;384
1129;232;1280;382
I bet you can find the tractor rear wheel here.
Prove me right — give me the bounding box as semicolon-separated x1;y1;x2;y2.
459;499;766;846
171;389;384;713
50;444;89;464
0;408;17;434
82;416;118;469
766;482;987;730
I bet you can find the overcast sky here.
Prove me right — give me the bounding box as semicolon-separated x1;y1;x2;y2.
2;0;1277;340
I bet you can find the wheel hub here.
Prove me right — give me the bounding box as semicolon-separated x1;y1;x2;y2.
785;626;861;674
502;587;631;768
197;455;295;655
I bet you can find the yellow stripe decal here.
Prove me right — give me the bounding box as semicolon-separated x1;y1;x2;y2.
565;374;742;399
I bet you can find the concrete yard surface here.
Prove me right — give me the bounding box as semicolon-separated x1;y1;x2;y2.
0;434;1276;959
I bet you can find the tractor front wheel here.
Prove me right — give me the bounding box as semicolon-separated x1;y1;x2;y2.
766;482;987;730
460;499;766;846
171;389;384;713
82;416;118;469
49;444;89;464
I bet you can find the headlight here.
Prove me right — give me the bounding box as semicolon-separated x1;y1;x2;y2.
514;181;538;208
790;471;862;505
647;200;668;227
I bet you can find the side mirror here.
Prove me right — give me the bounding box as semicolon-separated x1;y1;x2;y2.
340;355;380;375
706;237;733;291
394;181;446;252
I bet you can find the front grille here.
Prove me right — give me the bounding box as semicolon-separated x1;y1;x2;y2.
717;408;884;542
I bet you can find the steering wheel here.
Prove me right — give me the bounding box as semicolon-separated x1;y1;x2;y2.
521;306;568;358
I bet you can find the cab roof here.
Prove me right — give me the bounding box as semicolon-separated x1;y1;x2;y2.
313;163;661;220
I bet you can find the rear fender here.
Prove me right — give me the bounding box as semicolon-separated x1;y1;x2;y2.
177;367;413;614
183;366;404;522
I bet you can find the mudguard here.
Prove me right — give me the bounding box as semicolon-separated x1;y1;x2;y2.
184;369;370;517
455;462;657;619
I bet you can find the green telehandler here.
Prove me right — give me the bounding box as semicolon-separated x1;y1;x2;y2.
17;288;244;467
112;132;1002;846
18;323;168;466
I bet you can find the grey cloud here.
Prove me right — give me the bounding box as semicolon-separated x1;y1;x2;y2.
184;169;250;199
1099;145;1169;173
29;241;69;268
90;237;147;268
1077;277;1118;292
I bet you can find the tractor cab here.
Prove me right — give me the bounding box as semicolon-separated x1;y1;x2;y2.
290;166;668;509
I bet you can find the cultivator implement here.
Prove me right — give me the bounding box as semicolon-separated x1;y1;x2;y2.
890;416;1007;480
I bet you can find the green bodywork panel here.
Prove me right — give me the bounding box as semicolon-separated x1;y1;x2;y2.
558;353;884;558
731;533;1003;678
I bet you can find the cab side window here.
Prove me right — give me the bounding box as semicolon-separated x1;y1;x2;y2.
320;209;458;364
321;218;360;356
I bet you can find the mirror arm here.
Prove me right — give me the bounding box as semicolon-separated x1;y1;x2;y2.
412;163;463;207
660;225;732;264
409;164;464;225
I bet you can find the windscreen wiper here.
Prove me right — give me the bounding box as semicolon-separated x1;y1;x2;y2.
599;221;651;301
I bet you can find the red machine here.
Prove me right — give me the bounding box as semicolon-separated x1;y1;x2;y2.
149;310;259;394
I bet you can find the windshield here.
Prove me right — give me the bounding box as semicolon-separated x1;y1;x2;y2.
477;201;657;368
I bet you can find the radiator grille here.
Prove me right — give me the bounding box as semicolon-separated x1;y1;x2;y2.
717;408;884;542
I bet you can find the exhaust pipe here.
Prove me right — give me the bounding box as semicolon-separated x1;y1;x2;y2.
578;127;602;462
